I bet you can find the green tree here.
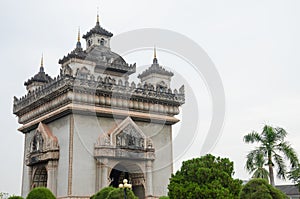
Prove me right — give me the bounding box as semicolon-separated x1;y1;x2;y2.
246;151;269;182
288;165;300;191
239;178;288;199
26;187;55;199
244;125;299;185
168;154;242;199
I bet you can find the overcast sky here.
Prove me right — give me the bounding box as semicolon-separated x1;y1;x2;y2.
1;0;300;195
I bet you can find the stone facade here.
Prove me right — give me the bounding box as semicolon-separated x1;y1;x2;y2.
13;15;184;199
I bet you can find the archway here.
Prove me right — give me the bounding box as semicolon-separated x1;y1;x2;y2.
109;163;145;199
32;166;47;188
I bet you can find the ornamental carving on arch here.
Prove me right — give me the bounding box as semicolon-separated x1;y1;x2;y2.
26;122;59;166
95;117;155;160
116;124;145;150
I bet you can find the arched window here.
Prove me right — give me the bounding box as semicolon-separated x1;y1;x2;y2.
100;38;105;46
88;40;92;47
32;167;47;188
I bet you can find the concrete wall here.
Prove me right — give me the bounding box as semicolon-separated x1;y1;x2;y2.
136;121;172;197
48;115;70;197
21;130;34;198
71;114;119;197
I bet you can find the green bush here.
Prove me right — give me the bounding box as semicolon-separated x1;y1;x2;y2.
26;187;55;199
92;187;116;199
91;187;137;199
159;196;170;199
168;154;242;199
8;196;24;199
239;179;288;199
106;188;137;199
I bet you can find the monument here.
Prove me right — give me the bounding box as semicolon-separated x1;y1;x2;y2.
13;14;185;199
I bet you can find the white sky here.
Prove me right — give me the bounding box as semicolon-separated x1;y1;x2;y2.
1;0;300;195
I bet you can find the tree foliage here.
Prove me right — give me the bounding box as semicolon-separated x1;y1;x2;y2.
91;187;137;199
26;187;55;199
8;197;24;199
288;165;300;191
91;187;115;199
239;178;288;199
244;125;299;185
168;154;242;199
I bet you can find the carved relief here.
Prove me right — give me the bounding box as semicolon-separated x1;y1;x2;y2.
116;124;144;149
31;132;44;152
61;64;73;76
95;117;155;161
26;122;59;166
75;66;90;79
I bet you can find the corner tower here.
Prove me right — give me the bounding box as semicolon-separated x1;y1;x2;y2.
13;15;185;199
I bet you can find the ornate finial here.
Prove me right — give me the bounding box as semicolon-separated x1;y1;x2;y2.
76;27;82;49
77;27;80;42
97;7;100;24
153;46;158;64
40;54;44;72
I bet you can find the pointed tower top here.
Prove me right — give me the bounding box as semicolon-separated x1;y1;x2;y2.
77;27;81;42
96;7;100;25
40;54;44;72
153;46;158;64
76;27;82;49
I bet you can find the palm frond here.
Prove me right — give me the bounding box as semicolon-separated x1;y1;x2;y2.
274;127;287;141
276;141;299;168
245;149;263;172
288;165;300;183
252;167;269;182
244;131;262;143
273;152;287;180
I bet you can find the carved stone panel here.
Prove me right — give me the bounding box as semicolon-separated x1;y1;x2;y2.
116;124;144;149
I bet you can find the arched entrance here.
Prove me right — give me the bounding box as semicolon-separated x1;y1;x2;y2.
32;166;47;188
109;163;145;199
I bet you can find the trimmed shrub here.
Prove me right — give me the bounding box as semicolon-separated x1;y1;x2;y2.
159;196;170;199
92;187;116;199
106;188;137;199
26;187;55;199
239;178;288;199
8;196;24;199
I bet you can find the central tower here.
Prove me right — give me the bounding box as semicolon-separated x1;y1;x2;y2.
13;15;185;199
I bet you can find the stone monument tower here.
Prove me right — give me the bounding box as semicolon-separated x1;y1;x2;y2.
13;14;185;199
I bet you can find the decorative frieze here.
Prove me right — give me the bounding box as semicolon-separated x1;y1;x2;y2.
13;74;184;124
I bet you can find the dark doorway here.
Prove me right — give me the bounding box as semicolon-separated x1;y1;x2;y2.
109;163;145;199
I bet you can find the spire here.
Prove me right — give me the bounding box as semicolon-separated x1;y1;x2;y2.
153;46;158;64
96;7;100;25
77;27;80;42
76;27;82;49
40;54;44;72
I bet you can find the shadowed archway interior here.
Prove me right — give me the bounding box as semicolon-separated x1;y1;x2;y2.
109;163;145;199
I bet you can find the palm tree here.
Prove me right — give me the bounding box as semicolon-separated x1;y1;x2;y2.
246;150;269;182
244;125;299;186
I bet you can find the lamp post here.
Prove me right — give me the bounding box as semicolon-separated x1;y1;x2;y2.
119;179;132;199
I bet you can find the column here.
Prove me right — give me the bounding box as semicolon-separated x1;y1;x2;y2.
146;160;153;197
101;158;108;189
95;159;102;191
47;160;58;196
